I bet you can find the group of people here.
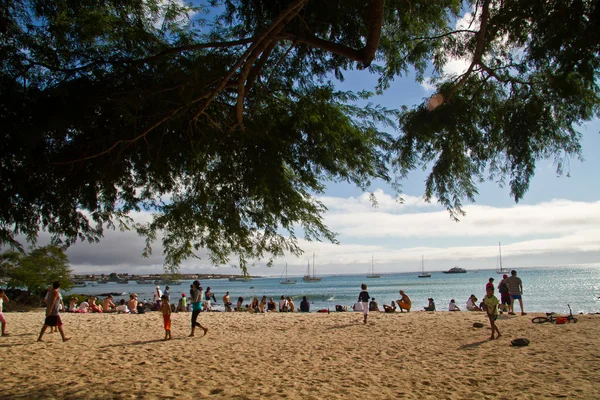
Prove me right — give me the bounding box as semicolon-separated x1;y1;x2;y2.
449;270;525;316
356;286;414;324
355;270;526;339
225;294;311;313
66;294;146;314
3;270;528;343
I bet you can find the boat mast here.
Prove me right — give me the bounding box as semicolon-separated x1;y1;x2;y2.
498;242;503;272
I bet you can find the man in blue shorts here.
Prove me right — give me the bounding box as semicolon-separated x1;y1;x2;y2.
506;270;526;316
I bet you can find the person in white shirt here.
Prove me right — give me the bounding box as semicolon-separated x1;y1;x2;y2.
78;299;90;313
278;295;288;312
448;299;460;311
153;286;163;311
466;295;482;311
116;299;130;314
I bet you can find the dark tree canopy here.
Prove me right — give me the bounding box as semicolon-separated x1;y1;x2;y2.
1;0;598;272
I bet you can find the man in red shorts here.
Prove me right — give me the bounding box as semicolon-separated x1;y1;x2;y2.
38;281;70;342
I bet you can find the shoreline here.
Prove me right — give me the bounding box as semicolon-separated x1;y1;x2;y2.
1;310;599;399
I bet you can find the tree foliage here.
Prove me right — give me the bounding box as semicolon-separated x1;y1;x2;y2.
0;245;73;295
1;0;598;271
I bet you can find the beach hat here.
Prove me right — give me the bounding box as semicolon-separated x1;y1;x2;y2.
503;274;508;278
156;285;160;289
182;293;186;297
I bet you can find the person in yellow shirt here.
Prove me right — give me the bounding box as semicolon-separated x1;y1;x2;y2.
483;286;501;340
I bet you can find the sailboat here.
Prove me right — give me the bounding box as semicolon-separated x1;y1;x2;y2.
280;263;296;284
496;242;508;274
366;256;381;278
418;255;431;278
303;253;322;282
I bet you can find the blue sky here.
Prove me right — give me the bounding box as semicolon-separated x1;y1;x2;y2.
58;2;600;276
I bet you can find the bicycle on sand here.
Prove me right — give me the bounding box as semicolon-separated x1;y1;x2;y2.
531;304;578;324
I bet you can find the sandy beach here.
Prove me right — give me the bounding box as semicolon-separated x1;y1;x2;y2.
1;310;599;399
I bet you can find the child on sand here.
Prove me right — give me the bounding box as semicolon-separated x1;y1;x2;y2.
160;294;172;341
358;283;370;324
0;289;9;336
482;286;501;340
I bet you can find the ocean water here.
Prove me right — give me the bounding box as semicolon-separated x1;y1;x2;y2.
66;265;600;314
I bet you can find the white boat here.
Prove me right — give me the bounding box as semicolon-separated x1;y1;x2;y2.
280;263;296;284
496;242;508;274
303;253;322;282
418;255;431;278
443;266;467;274
366;256;380;278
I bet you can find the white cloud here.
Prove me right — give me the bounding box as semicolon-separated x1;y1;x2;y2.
421;10;480;91
53;191;600;276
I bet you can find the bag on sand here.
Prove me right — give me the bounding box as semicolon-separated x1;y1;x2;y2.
511;338;530;347
472;322;485;328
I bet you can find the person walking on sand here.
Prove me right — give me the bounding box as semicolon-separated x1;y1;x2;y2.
358;283;370;324
482;286;501;340
396;290;412;312
0;289;10;336
38;281;70;342
160;294;172;341
189;280;208;337
506;270;526;315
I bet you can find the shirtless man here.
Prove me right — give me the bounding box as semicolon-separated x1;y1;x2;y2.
128;294;138;314
396;290;412;312
102;295;116;312
38;281;70;342
223;291;232;312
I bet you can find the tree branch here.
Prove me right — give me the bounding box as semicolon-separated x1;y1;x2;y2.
133;37;256;64
193;0;309;121
410;29;478;42
361;0;385;67
428;0;492;110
